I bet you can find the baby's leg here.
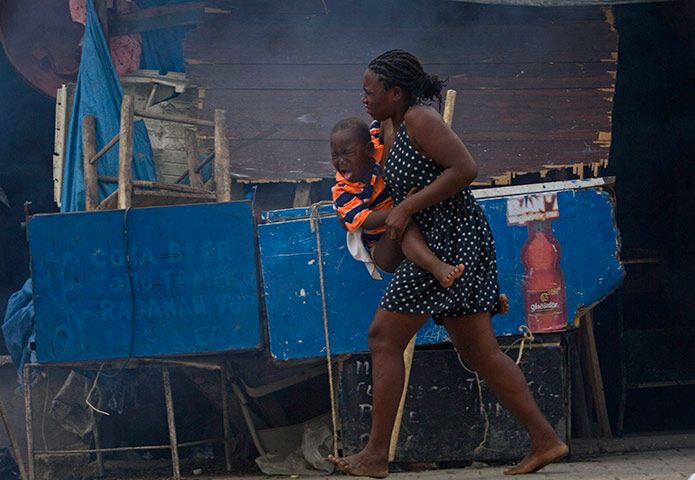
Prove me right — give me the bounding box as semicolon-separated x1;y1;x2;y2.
371;235;405;274
401;223;464;288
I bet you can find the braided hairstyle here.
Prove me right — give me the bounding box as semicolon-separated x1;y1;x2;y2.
368;49;446;108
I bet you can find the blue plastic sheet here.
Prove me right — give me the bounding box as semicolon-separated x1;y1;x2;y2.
1;279;34;378
137;0;195;74
60;0;156;212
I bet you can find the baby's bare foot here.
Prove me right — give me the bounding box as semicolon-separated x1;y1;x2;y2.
435;263;465;288
498;293;510;314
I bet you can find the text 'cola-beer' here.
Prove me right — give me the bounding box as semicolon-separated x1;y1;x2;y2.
521;220;567;332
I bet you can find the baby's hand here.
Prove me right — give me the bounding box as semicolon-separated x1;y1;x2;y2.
406;187;420;198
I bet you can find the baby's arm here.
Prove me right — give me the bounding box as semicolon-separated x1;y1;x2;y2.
361;208;392;230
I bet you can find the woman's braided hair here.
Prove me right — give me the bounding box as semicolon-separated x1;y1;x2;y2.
368;49;446;108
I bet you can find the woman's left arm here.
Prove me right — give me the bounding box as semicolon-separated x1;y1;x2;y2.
386;106;478;240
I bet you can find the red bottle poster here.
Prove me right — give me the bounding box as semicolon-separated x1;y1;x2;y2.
507;193;567;332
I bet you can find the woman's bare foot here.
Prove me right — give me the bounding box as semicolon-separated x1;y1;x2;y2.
434;263;465;288
498;294;510;314
503;440;569;475
327;451;389;478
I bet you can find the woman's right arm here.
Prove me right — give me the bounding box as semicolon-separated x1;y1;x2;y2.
384;106;478;240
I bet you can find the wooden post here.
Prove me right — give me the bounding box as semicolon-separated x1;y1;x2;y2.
118;95;134;210
23;364;35;480
162;367;181;479
91;410;104;477
0;395;28;480
82;115;99;211
214;109;232;202
388;336;415;461
580;310;612;437
292;183;312;207
569;332;592;438
220;369;233;472
442;89;457;127
184;129;204;189
388;89;459;462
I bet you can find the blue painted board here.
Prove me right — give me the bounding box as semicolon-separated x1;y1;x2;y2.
259;186;624;360
29;201;261;362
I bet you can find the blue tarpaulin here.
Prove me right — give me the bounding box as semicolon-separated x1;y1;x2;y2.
1;279;34;378
137;0;195;74
60;0;156;212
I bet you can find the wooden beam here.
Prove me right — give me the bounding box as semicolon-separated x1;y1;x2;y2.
184;129;204;189
134;109;214;128
118;95;134;210
90;133;119;165
174;152;214;184
580;310;612;437
214;109;232;202
82;115;99;211
98;176;212;195
108;2;204;36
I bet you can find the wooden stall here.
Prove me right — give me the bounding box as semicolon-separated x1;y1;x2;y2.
183;0;617;187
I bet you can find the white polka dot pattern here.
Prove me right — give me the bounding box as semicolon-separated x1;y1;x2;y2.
381;123;501;323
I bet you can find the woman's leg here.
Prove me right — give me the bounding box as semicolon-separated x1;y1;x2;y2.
441;312;568;475
328;309;428;478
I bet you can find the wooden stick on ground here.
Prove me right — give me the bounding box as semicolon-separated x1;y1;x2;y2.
388;89;458;462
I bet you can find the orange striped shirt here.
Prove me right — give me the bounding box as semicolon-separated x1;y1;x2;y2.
332;161;393;247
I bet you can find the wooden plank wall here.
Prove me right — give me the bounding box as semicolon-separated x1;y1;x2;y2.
122;83;204;185
184;0;617;185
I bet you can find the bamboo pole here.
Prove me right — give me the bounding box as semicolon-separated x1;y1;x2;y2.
388;89;458;462
214;109;232;202
184;129;204;189
118;95;134;210
82;115;99;211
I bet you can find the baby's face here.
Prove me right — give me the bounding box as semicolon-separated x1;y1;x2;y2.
330;128;373;183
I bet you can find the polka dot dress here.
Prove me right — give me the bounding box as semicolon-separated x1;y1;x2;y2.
381;123;500;323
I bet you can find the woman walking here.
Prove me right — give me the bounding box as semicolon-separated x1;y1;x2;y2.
328;49;568;477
